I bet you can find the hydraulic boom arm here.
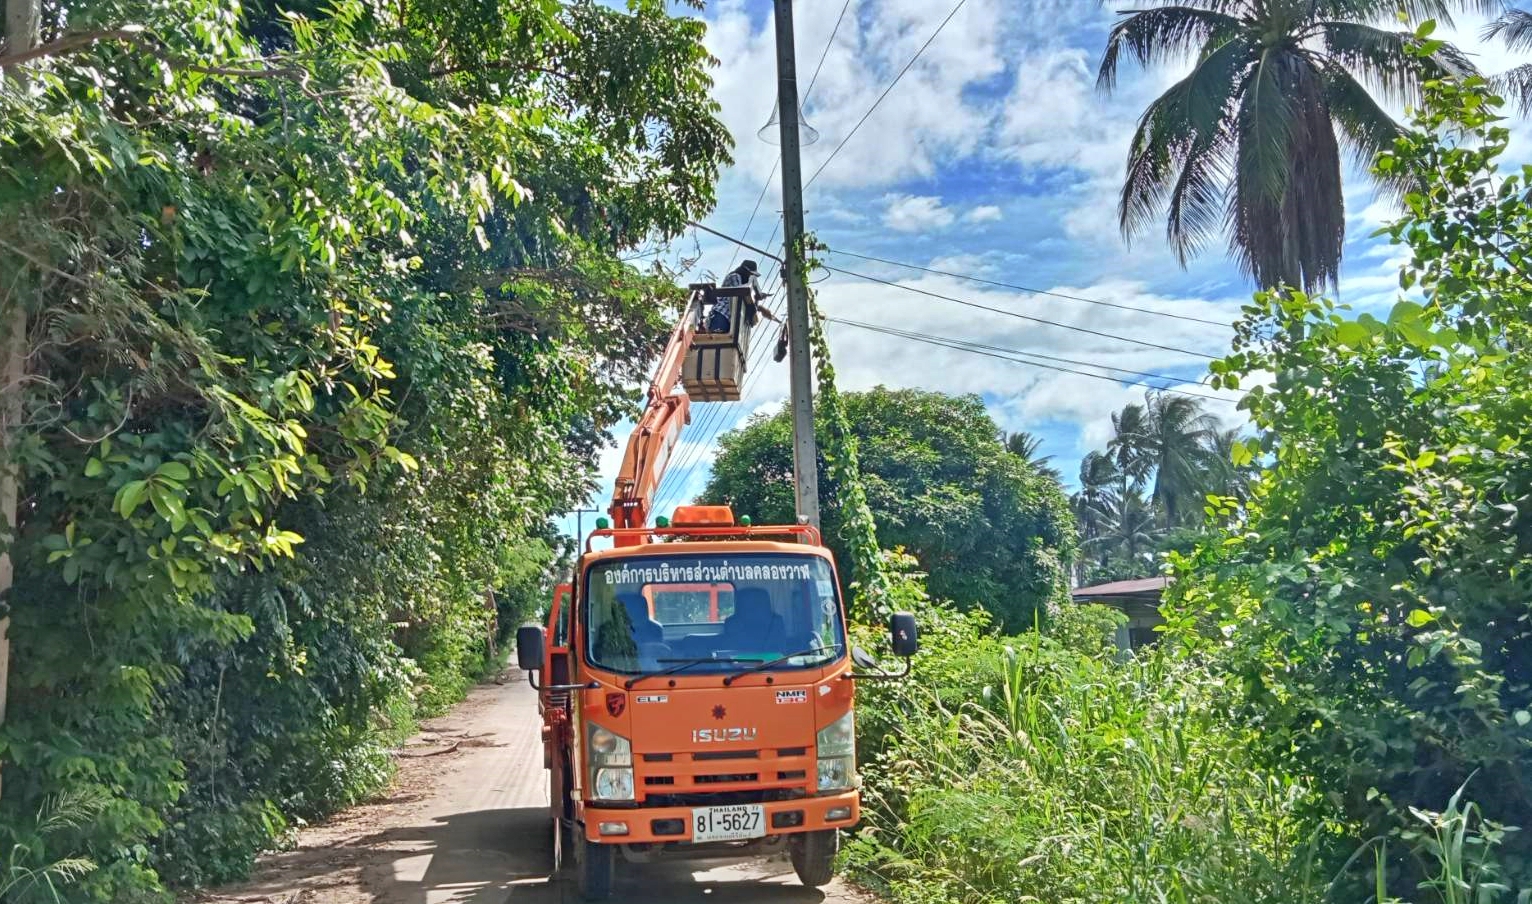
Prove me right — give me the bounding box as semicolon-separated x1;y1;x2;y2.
608;292;700;544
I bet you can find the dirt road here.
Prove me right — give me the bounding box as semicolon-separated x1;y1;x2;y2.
201;673;878;904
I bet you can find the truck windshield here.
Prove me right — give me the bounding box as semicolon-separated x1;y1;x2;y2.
583;553;845;675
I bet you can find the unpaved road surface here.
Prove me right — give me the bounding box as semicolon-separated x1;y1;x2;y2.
199;673;878;904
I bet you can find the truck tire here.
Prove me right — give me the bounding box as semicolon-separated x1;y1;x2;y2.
577;833;615;900
789;829;839;888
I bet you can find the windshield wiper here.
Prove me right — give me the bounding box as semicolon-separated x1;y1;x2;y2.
625;656;751;690
722;646;840;686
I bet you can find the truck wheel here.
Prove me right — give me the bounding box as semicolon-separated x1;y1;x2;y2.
577;833;615;900
789;829;839;888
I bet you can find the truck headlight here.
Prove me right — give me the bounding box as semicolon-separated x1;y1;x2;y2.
587;723;635;801
587;723;632;767
594;767;635;801
817;756;856;792
816;712;857;791
816;712;855;758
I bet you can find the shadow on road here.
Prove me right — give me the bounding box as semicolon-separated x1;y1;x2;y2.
219;806;831;904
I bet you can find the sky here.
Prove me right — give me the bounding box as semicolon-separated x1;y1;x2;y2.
557;0;1530;545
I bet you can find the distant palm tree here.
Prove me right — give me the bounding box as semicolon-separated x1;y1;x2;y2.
1203;426;1256;502
1085;489;1163;568
1072;451;1122;548
1109;393;1221;528
1098;0;1481;291
1486;7;1532;112
1005;430;1062;482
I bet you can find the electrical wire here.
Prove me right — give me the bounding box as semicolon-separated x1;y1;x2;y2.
823;248;1233;328
804;0;969;190
722;0;849;274
826;318;1236;404
823;264;1218;359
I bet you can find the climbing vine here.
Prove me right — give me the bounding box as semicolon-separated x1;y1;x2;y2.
800;237;889;621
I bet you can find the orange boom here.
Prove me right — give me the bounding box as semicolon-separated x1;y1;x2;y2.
517;287;918;899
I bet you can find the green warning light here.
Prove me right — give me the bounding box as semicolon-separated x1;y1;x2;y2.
595;517;610;530
655;516;671;528
739;515;752;526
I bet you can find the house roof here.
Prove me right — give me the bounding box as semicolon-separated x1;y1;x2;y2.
1070;576;1171;600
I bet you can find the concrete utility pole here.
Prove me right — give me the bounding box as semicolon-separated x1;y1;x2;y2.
770;0;821;531
1;0;42;804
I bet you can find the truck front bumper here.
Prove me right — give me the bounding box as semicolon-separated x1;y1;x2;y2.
581;790;859;844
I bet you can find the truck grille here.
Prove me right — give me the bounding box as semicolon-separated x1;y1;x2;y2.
635;747;813;802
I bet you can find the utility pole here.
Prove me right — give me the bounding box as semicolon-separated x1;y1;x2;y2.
770;0;821;531
1;0;43;804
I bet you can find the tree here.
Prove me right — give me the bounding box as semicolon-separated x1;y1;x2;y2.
1484;7;1532;113
1172;60;1532;886
1097;0;1482;291
0;0;728;895
1005;430;1062;482
1107;393;1222;528
701;388;1076;632
1084;488;1162;574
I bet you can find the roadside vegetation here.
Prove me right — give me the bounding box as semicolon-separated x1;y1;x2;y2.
849;48;1532;904
702;387;1076;632
0;0;725;899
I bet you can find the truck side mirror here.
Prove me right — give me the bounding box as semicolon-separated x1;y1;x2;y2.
517;624;546;672
890;612;919;658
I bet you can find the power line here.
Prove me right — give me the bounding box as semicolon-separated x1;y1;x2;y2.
722;0;848;274
824;264;1218;359
804;0;968;190
803;0;854;105
827;316;1219;387
824;248;1233;328
828;318;1236;404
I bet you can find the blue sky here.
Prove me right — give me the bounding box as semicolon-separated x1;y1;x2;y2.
558;0;1526;544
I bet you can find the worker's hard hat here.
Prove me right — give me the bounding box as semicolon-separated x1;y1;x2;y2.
740;259;759;275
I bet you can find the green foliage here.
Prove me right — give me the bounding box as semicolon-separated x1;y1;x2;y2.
1073;393;1250;584
0;0;727;897
1171;58;1532;893
848;563;1324;904
1097;0;1478;290
803;265;888;619
701;387;1076;632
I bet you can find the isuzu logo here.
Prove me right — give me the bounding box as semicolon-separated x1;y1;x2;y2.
692;727;758;743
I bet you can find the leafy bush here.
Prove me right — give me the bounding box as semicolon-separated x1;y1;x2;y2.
850;558;1322;904
0;0;728;898
1169;44;1532;893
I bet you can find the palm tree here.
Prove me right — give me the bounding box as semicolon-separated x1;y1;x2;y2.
1072;451;1122;549
1203;425;1256;501
1485;7;1532;113
1098;0;1483;291
1108;393;1221;528
1084;488;1163;571
1005;430;1063;482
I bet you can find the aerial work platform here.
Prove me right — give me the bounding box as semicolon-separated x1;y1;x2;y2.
681;284;754;402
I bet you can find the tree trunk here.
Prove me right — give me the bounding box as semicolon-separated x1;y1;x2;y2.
1;0;43;804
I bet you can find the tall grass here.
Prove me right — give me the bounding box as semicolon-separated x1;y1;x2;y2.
851;630;1323;904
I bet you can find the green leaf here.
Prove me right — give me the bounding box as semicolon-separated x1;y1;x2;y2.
157;462;192;481
115;480;150;519
1514;710;1531;727
1406;610;1436;628
1415;450;1437;469
84;458;105;478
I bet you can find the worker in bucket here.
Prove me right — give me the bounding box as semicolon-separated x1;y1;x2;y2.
709;260;780;333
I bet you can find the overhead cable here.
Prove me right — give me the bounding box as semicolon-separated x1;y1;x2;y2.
823;264;1218;359
824;248;1233;327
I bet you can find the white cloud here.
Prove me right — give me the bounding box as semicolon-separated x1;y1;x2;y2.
966;205;1004;224
882;194;956;232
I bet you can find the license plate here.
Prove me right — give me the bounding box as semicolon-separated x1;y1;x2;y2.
691;804;765;843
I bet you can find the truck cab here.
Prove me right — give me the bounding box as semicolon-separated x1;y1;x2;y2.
518;507;917;899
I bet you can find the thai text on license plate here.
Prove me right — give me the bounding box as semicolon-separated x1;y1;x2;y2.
691;804;765;843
